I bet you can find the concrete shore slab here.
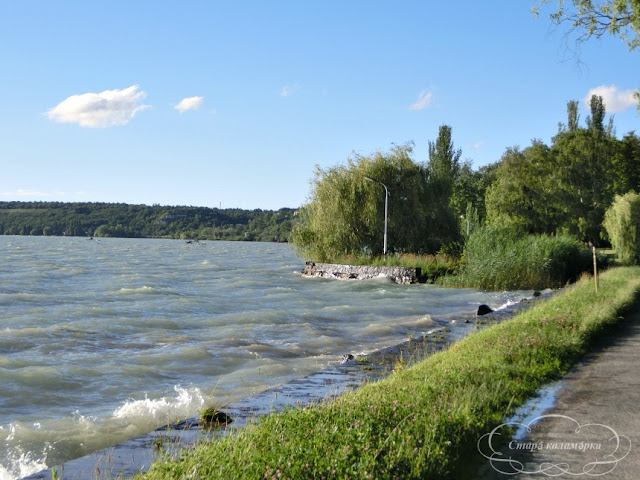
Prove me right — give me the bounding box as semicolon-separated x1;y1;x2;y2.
477;305;640;479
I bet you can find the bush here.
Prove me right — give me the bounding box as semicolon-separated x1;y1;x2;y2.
603;191;640;265
450;226;592;290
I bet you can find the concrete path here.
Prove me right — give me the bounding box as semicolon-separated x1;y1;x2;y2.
476;305;640;479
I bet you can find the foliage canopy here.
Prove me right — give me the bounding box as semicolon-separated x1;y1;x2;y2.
485;95;640;245
0;202;295;242
603;190;640;264
291;131;464;261
291;144;429;260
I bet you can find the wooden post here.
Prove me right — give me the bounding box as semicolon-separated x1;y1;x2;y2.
592;246;599;294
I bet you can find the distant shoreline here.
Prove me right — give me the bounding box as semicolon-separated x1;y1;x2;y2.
0;201;296;242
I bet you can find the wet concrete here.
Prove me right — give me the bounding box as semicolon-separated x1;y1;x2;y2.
477;305;640;479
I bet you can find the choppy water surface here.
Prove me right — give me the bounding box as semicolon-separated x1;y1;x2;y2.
0;237;530;479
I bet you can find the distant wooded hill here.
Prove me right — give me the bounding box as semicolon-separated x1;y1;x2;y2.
0;202;296;242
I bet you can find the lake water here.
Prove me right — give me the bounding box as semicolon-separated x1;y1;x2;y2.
0;236;531;479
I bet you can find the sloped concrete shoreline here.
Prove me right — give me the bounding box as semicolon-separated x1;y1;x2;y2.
301;261;421;284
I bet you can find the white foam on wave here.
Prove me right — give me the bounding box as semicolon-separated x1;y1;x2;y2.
115;285;160;295
0;386;210;480
0;451;48;480
113;385;206;425
493;299;518;312
411;314;434;327
0;424;50;480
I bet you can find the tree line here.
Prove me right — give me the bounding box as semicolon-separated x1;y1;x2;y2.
291;96;640;263
486;96;639;245
0;202;295;242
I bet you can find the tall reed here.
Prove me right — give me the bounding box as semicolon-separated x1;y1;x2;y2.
447;226;594;290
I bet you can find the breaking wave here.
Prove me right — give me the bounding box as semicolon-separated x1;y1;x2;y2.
0;386;209;480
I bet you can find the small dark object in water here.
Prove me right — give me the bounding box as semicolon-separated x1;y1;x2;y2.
200;407;232;427
533;291;541;297
477;304;493;316
341;354;354;364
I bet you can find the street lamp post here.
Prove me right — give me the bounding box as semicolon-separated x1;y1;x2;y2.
364;176;389;255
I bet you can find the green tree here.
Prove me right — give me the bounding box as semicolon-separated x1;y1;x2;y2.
533;0;640;50
486;142;562;234
610;132;640;195
427;125;461;204
424;125;464;251
550;97;617;243
487;97;621;244
452;161;499;224
291;144;438;260
567;99;580;132
586;94;606;133
603;190;640;264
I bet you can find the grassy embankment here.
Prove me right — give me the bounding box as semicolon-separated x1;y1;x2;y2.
137;266;640;480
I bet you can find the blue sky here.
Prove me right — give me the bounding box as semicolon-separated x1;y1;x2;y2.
0;1;638;210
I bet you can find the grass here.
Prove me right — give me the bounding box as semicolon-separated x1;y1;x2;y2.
136;266;640;480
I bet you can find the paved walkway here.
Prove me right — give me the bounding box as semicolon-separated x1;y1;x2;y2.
477;305;640;479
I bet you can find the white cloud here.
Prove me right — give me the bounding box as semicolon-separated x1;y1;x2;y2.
583;85;637;113
410;90;433;111
280;84;299;97
2;189;57;197
174;96;204;113
47;85;149;128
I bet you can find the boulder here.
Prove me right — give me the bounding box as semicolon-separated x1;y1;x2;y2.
340;354;354;364
477;304;494;316
200;407;232;427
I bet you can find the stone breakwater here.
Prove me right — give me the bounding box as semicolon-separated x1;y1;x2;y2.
301;261;421;284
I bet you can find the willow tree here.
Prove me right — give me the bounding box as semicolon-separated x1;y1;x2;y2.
603;191;640;264
291;144;437;261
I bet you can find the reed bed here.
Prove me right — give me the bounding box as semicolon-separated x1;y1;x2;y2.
444;227;597;290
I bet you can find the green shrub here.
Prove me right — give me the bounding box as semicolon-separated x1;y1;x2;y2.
449;225;592;290
603;191;640;265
